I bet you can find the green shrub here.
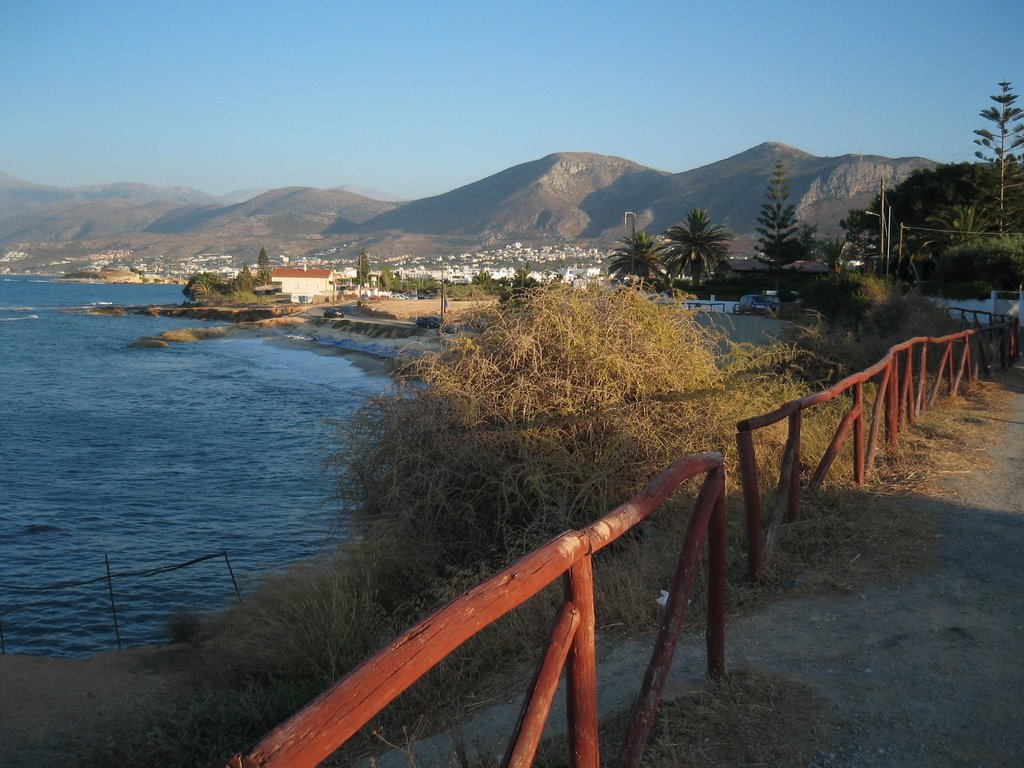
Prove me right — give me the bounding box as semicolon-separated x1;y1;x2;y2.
934;235;1024;290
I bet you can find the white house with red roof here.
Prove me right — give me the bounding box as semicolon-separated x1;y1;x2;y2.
271;266;336;303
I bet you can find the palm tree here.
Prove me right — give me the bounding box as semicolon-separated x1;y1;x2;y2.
662;208;732;283
183;271;224;302
813;236;859;273
922;204;992;253
608;230;666;286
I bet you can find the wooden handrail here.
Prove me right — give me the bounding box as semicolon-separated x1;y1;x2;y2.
229;452;727;768
736;316;1019;580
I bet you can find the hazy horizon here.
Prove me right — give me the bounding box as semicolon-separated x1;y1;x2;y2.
3;0;1020;198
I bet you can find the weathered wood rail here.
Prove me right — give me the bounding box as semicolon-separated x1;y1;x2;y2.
737;314;1020;579
228;453;727;768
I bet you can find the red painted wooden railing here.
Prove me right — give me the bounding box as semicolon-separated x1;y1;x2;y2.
737;315;1020;579
228;452;727;768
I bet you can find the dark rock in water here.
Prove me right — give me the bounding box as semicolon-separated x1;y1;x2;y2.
129;337;169;349
23;523;62;535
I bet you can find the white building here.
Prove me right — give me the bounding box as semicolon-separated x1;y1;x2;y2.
271;267;336;303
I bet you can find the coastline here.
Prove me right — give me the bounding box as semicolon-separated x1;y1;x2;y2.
129;314;445;362
114;295;493;360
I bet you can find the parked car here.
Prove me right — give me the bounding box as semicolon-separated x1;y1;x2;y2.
323;307;345;318
733;295;777;315
415;315;442;329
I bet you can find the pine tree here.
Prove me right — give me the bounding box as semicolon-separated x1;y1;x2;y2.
974;81;1024;232
756;162;803;264
256;246;272;285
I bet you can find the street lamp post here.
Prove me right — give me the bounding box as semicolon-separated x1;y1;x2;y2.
624;211;637;281
440;263;445;318
864;208;892;274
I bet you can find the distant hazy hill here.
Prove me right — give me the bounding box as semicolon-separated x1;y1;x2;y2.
341;153;669;241
0;143;934;249
0;175;222;242
145;187;398;239
339;144;932;242
0;198;182;242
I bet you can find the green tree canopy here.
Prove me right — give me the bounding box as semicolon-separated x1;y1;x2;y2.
233;264;255;294
661;208;732;283
472;270;495;290
841;163;1013;266
934;235;1024;289
183;272;227;302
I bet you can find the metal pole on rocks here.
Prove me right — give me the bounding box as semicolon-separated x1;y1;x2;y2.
105;554;122;650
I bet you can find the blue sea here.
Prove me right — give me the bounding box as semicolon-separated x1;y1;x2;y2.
0;276;391;657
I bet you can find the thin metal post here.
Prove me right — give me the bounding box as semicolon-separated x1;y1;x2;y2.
105;554;122;650
223;551;242;603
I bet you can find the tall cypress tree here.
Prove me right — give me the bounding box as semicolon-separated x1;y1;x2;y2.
756;162;803;264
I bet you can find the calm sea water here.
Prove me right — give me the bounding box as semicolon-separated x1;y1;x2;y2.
0;276;391;657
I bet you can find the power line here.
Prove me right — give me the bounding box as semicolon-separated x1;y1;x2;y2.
905;225;1024;237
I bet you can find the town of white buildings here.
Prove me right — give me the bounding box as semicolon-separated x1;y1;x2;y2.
2;242;608;286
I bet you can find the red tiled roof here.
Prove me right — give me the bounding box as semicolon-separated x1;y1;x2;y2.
272;268;333;278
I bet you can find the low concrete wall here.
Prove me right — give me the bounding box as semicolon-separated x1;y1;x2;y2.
694;311;787;345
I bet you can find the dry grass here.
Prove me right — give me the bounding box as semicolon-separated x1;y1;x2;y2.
620;670;834;768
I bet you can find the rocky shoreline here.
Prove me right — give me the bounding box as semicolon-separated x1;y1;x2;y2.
117;309;443;359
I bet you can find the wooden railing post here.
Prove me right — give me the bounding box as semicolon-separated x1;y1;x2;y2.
620;467;722;768
736;428;763;581
706;468;727;680
902;348;915;425
853;382;865;483
503;603;580;768
916;342;928;415
781;411;801;523
886;357;899;450
565;556;599;768
952;337;970;396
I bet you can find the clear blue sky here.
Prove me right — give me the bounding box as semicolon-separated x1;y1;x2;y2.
2;0;1021;199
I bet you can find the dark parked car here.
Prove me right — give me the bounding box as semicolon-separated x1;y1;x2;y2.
415;315;442;329
323;307;345;318
732;295;776;315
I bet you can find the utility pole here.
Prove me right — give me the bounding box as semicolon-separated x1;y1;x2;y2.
886;204;893;275
879;179;886;273
898;222;905;277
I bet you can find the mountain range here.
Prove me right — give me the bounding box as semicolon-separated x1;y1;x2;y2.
0;143;934;260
